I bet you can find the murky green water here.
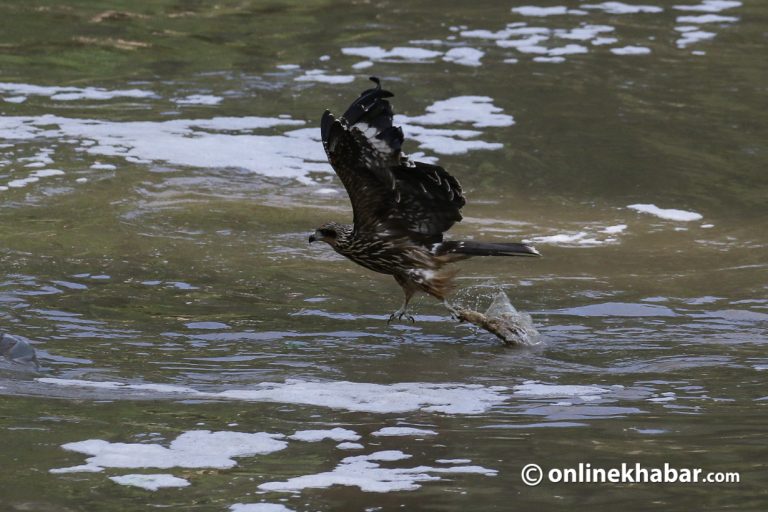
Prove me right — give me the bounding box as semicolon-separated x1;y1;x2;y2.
1;1;767;510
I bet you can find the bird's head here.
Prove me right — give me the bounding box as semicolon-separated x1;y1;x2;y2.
309;222;346;247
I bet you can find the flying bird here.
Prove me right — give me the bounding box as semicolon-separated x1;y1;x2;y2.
310;77;539;323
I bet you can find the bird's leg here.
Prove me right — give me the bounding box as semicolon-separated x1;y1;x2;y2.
388;296;415;324
388;280;416;324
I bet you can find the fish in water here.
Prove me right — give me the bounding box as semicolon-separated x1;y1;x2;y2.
455;291;541;346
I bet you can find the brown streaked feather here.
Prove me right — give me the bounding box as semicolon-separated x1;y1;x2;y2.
419;267;460;300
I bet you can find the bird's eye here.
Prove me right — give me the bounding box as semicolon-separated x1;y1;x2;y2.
320;229;336;238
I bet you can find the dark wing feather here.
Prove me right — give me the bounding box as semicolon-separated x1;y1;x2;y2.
321;77;465;245
388;161;464;243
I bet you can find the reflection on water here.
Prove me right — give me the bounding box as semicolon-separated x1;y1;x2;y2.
1;0;767;510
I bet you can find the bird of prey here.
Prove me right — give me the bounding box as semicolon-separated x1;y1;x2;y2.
309;77;540;323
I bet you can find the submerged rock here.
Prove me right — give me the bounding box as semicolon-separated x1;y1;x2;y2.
0;333;40;369
455;292;541;346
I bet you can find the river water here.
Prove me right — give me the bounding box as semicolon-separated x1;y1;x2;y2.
1;1;766;510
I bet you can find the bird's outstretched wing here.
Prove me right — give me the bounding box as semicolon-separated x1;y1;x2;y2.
321;77;465;245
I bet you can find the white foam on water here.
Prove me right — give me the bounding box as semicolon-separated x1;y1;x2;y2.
610;45;652;54
289;428;361;442
534;56;567;63
90;163;117;170
217;380;508;414
436;458;472;464
581;2;663;14
397;97;514;128
351;60;374;69
3;166;63;189
676;29;716;47
0;82;156;101
342;47;398;59
673;1;741;12
676;13;738;22
341;46;443;62
442;47;484;66
555;24;615;41
498;37;551;52
461;28;520;40
7;177;38;188
466;25;552;46
627;203;703;221
51;430;287;473
512;6;582;16
31;169;64;178
37;377;509;415
109;474;190;491
400;125;502;155
258;450;496;493
2;87;514;182
294;70;355;84
514;381;610;401
231;504;295;512
49;464;104;474
515;44;549;55
548;44;590;55
427;465;498;475
15;148;53;163
0;115;327;181
592;36;619;45
3;96;27;103
276;64;300;70
174;94;223;105
648;392;676;403
526;231;607;245
39;378;125;389
337;442;365;450
371;427;438;437
601;224;627;234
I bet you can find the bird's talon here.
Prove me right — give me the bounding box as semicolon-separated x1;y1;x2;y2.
386;310;415;325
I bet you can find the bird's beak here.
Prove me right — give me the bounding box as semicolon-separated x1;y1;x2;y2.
308;234;317;243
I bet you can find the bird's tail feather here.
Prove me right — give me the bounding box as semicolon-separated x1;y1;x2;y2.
436;241;541;258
